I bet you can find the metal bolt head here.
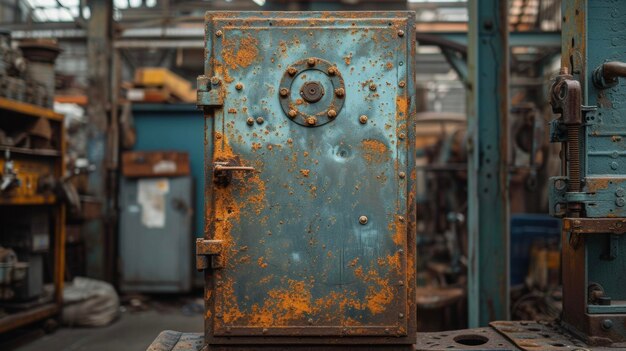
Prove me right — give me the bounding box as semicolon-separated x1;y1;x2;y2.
398;216;405;222
616;188;625;197
215;30;223;37
398;313;404;319
399;172;406;179
397;29;405;37
246;117;255;126
616;198;625;207
334;87;345;97
369;83;377;91
601;319;613;330
287;67;297;76
359;115;368;124
256;117;265;124
308;318;313;325
307;57;316;66
398;280;404;286
327;109;337;118
327;66;337;75
384;328;390;334
279;88;289;97
359;215;368;225
611;161;619;170
211;76;221;85
306;116;317;126
399;80;406;88
235;83;243;90
288;109;298;118
399;132;406;140
262;328;268;334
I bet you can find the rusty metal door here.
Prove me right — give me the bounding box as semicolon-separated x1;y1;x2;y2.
199;11;416;344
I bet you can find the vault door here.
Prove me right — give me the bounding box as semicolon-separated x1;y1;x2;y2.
203;12;416;341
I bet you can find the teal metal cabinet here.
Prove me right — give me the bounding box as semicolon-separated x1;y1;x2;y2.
119;176;193;292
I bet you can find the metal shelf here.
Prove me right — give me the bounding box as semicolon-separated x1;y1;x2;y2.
0;98;63;122
0;302;59;334
0;195;57;206
0;146;61;158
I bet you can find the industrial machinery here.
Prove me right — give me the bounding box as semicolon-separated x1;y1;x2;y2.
0;41;66;332
149;1;626;350
0;31;59;108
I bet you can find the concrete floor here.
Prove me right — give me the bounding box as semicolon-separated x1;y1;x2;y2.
6;307;202;351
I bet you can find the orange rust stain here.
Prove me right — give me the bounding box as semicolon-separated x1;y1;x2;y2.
249;280;313;326
344;53;353;65
361;139;391;164
251;142;262;151
259;275;272;285
309;185;317;197
386;252;401;271
396;96;408;122
586;178;613;192
351;264;394;315
300;169;310;177
391;215;407;246
220;278;244;323
385;62;393;70
212;58;234;83
257;256;268;268
222;34;259;70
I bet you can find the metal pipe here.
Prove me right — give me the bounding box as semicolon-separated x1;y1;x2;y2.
593;61;626;89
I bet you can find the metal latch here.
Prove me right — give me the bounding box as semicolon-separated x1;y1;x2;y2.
197;75;224;109
196;239;224;270
213;161;255;186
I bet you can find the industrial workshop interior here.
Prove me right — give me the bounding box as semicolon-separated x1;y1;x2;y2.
0;0;625;350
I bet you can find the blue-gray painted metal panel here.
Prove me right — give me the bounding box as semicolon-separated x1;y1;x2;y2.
584;0;626;315
119;176;193;292
202;11;416;341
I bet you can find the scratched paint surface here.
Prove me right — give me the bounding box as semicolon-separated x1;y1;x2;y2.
584;1;626;305
203;12;415;338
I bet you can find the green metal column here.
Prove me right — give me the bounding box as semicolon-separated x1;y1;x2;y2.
467;0;510;327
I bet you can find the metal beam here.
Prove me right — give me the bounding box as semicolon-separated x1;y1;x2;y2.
467;0;510;327
85;0;113;281
421;30;560;48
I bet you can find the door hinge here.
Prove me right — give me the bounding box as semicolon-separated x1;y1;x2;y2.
196;238;224;270
197;75;224;109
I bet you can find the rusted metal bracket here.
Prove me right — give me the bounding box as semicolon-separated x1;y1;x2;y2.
563;218;626;235
490;321;587;351
196;238;224;270
196;75;224;109
550;67;583;217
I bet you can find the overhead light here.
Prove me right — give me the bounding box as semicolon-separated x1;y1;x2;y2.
114;0;128;9
252;0;265;6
